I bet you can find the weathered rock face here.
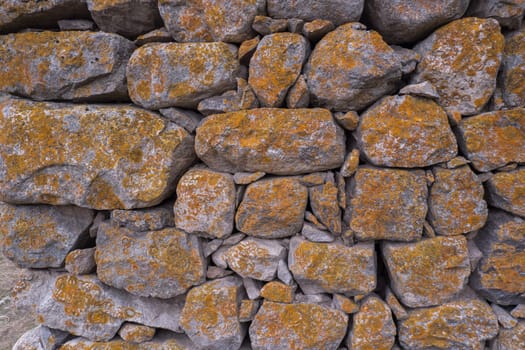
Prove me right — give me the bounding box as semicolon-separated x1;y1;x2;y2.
501;28;525;108
305;23;402;111
111;206;174;232
308;174;341;235
0;31;134;101
61;333;195;349
174;167;236;239
0;97;195;209
471;211;525;305
267;0;364;26
0;202;93;268
468;0;525;29
195;108;346;175
364;0;470;44
486;168;525;217
96;223;206;298
12;325;69;350
357;95;457;167
456;108;525;172
493;321;525;350
346;167;428;241
127;42;239;109
249;301;348;350
158;0;265;43
412;17;504;115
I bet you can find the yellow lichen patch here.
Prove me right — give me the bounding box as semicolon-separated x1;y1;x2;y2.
60;337;190;350
260;281;294;303
119;323;156;343
486;168;525;216
502;28;525;106
309;177;341;234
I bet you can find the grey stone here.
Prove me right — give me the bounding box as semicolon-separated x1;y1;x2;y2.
223;233;246;246
486;167;525;217
302;19;334;42
111;206;174;232
468;0;525;29
243;277;263;300
301;223;334;243
204;239;223;258
385;287;408;321
267;0;364;26
118;323;156;344
392;45;421;75
308;173;342;235
61;332;196;349
399;81;439;99
65;247;96;276
134;27;173;46
500;28;525;108
294;293;332;305
287;18;304;33
468;239;483;272
511;304;525;319
198;78;259;115
159;108;203;133
286;74;310;109
251;16;288;35
211;245;231;269
491;321;525;350
207;266;234;279
277;260;294;286
233;172;266;185
57;19;95;31
13;325;69;350
492;304;518;329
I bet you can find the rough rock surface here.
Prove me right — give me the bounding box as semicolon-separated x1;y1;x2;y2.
110;207;174;232
65;248;97;276
267;0;364;26
61;333;195;349
493;321;525;350
260;281;295;303
308;173;341;235
12;325;69;350
357;95;457;167
0;31;134;102
127;42;239;109
486;167;525;217
195;108;345;175
468;0;525;29
305;23;402;111
0;97;195;209
501;28;525;108
118;323;156;343
411;17;504;115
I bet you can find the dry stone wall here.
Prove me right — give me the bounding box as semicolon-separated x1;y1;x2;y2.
1;1;525;349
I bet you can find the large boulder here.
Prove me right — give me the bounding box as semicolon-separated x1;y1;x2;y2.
267;0;364;26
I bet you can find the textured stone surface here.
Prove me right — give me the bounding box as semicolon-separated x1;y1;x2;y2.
235;177;308;238
471;211;525;305
249;33;309;107
251;16;288;35
357;95;457;167
289;237;376;295
197;78;259;116
179;277;246;350
0;97;195;209
456;108;525;172
118;323;156;344
501;28;525;108
486;167;525;217
267;0;364;26
110;207;174;232
0;202;93;268
260;281;295;303
12;325;69;350
399;81;440;99
346;167;428;241
134;27;173;46
159;108;203;133
96;223;206;298
382;236;471;308
309;173;341;235
65;248;97;276
286;75;310;109
195;108;345;175
174;167;236;239
158;0;265;43
493;321;525;350
61;333;195;349
411;17;504;115
305;23;402;111
127;42;239;109
249;301;348;350
0;31;134;102
468;0;525;29
428;166;488;235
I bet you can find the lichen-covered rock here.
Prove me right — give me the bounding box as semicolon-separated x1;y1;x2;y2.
96;223;206;298
305;23;402;111
346;167;428;241
179;277;246;350
411;17;504;115
382;236;471;308
486;167;525;217
0;31;134;101
471;211;525;305
195;108;346;175
127;42;239;109
0;202;93;268
61;333;195;349
500;28;525;108
12;325;69;350
158;0;265;43
118;323;155;344
197;78;259;116
309;173;341;235
174;167;236;239
357;95;457;168
134;27;173;46
86;0;161;38
364;0;469;44
110;207;174;232
468;0;525;30
0;97;195;209
249;301;348;350
235;177;308;238
428;165;488;235
65;248;97;276
346;295;396;350
492;321;525;350
289;236;376;295
159;108;203;133
260;281;295;303
456;108;525;172
398;297;499;349
267;0;364;26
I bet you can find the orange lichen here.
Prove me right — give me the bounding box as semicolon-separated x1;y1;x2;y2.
260;281;294;303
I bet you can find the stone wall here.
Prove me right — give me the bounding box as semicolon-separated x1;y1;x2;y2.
2;1;525;349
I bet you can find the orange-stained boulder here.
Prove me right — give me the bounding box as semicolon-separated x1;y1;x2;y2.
501;28;525;108
486;167;525;217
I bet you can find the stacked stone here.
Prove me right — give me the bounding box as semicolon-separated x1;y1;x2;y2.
0;1;524;350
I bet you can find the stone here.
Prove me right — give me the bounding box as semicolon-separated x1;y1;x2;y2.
96;223;206;298
249;33;309;108
65;248;97;276
159;108;203;134
118;323;156;343
61;333;195;349
501;28;525;108
211;246;230;269
492;321;525;350
456;108;525;172
158;0;265;43
0;96;195;209
334;111;359;131
286;75;310;109
277;260;294;286
335;172;346;209
195;108;346;175
238;36;260;65
468;239;483;272
110;207;174;232
446;156;471;169
385;288;408;321
302;19;334;42
301;223;334;243
57;19;95;31
423;221;436;238
288;18;305;33
511;304;525;319
197;78;259;116
382;236;471;308
179;277;246;350
203;239;223;258
392;45;421;75
127;42;239;109
0;31;134;102
251;16;288;35
0;202;93;268
134;27;173;46
357;95;457;168
364;0;469;44
346;167;428;241
243;277;263;300
225;237;287;281
471;211;525;305
89;212;106;238
346;295;396;350
260;281;295;303
332;294;359;314
398;297;499;350
239;299;260;322
305;23;402;111
223;233;246;246
289;236;376;295
12;325;69;350
468;0;525;30
309;173;341;235
174;167;236;239
492;304;518;329
235;177;308;238
86;0;161;38
267;0;364;26
249;301;348;350
300;173;327;187
411;17;504;115
207;266;234;279
399;81;439;99
233;172;265;185
294;293;332;305
428;165;488;235
487;168;525;218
